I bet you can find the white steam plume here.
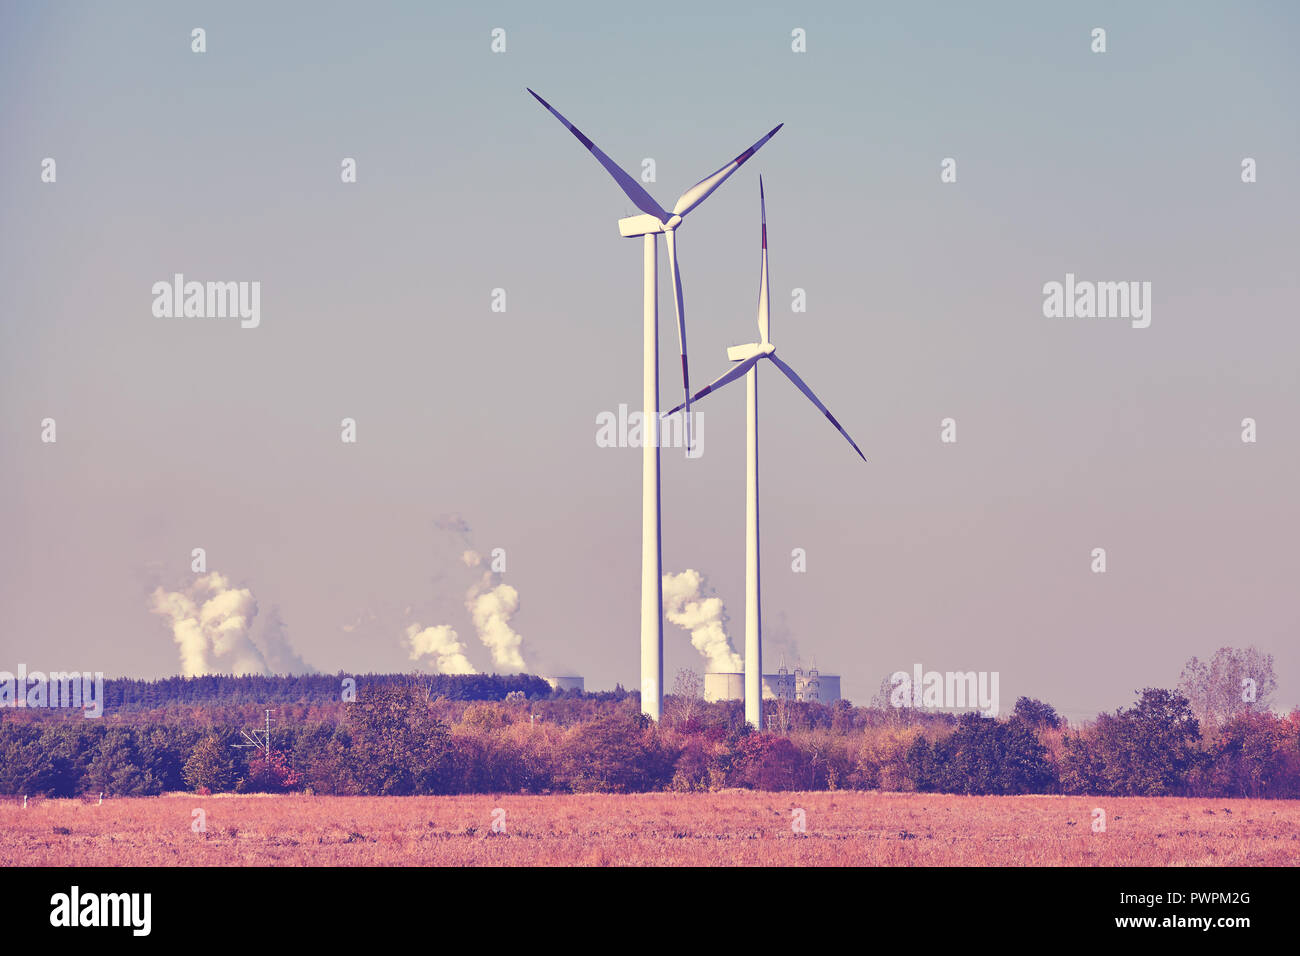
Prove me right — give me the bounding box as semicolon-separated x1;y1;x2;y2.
662;569;743;673
405;623;477;674
465;558;526;672
149;572;312;677
426;517;530;673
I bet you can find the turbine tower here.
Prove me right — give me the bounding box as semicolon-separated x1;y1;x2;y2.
528;90;781;721
669;179;866;727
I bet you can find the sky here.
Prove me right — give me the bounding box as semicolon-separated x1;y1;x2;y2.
1;1;1297;719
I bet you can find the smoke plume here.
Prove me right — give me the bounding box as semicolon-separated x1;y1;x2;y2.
150;572;309;676
762;610;801;671
405;623;477;674
256;605;313;674
662;569;743;673
435;513;472;537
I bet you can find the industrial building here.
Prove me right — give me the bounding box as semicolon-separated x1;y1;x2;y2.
703;663;841;705
703;671;745;703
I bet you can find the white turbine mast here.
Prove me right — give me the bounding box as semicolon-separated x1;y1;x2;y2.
668;178;867;727
528;90;781;722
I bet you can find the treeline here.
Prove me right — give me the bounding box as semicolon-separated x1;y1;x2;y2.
89;673;558;711
3;684;1298;798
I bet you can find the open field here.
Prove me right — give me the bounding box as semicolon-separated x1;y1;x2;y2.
4;792;1299;866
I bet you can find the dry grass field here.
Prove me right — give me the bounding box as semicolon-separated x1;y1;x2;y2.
3;791;1298;866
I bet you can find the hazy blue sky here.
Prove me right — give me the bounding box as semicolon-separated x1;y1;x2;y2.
2;1;1297;717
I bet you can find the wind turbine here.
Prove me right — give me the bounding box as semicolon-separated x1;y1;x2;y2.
528;89;782;722
668;178;866;728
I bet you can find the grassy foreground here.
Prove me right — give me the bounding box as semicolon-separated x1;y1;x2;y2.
4;791;1298;866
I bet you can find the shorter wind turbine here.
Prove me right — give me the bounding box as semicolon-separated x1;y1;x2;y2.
668;178;866;728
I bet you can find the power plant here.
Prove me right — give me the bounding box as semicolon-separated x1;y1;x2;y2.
704;662;840;706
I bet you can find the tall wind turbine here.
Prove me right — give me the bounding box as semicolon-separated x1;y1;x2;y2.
528;90;781;722
669;179;866;728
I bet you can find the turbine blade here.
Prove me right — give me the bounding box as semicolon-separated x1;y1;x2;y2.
769;354;867;462
664;355;760;416
664;229;692;450
672;123;783;219
758;176;770;344
527;89;670;222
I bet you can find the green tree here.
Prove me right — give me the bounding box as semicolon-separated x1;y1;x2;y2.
183;734;237;793
925;713;1056;795
0;725;58;795
905;735;937;791
1012;697;1062;730
1060;689;1202;796
293;724;357;795
84;729;160;796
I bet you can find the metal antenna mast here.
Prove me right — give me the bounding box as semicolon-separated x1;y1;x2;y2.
235;708;275;758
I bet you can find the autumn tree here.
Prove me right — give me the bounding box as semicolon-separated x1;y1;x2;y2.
729;734;814;791
563;711;676;792
346;683;453;795
1203;712;1300;798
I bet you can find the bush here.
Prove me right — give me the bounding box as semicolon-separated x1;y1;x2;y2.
244;749;302;792
729;734;815;791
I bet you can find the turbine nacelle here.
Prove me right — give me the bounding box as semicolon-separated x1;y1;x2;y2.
727;342;772;362
617;214;666;238
617;213;684;239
